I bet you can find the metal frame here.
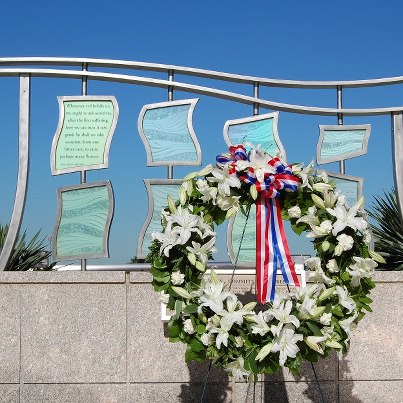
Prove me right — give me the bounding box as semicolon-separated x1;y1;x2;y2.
52;180;114;261
136;179;183;259
0;75;30;271
137;98;201;167
50;96;119;175
223;112;286;160
317;124;371;165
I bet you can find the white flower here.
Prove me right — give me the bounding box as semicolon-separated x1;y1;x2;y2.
268;300;300;336
196;179;218;202
336;194;346;206
169;206;202;244
152;222;181;257
248;148;276;183
334;286;356;313
339;312;358;338
306;257;335;285
271;324;303;366
183;319;195;334
208;168;241;196
297;206;319;226
219;295;248;330
305;335;328;354
201;333;215;346
307;220;333;238
171;271;185;285
326;199;365;236
225;357;251;380
318;172;329;183
234;336;244;348
288;205;302;218
296;296;317;318
305;257;322;271
335;234;354;256
292;162;314;188
215;195;240;211
159;292;169;304
326;259;339;273
363;229;372;246
320;312;332;326
210;320;231;349
186;237;217;265
346;257;377;287
199;281;232;314
251;311;271;336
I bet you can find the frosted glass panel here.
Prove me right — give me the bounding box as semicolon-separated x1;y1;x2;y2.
137;181;182;258
332;177;361;207
139;99;201;166
228;207;257;265
317;125;371;164
224;113;284;158
53;182;113;260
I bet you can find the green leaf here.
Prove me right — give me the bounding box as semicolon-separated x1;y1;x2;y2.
183;304;198;314
167;320;180;338
305;321;323;337
190;339;205;352
171;286;192;299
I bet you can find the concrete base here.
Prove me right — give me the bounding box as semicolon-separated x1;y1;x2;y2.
0;271;401;403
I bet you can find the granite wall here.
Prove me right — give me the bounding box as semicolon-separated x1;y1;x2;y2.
0;271;401;403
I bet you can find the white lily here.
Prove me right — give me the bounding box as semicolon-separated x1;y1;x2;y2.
152;222;181;257
219;295;248;330
248;147;276;183
215;194;240;211
199;281;232;314
292;161;314;188
326;198;365;236
267;300;300;336
210;321;231;349
307;220;333;238
297;206;320;226
271;324;303;366
339;312;358;339
251;311;271;336
186;237;217;265
305;335;327;354
169;206;202;244
225;357;251;380
196;179;218;203
208;168;241;196
334;286;356;313
346;257;377;287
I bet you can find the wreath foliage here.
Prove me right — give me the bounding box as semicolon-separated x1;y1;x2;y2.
147;145;381;380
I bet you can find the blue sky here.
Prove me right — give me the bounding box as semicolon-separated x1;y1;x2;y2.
0;0;402;264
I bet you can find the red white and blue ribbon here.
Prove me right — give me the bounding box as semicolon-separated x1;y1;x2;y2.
217;145;300;303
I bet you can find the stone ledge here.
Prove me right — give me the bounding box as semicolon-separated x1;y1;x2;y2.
0;271;126;284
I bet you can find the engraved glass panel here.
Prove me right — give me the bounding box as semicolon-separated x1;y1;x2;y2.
331;176;361;207
54;183;113;260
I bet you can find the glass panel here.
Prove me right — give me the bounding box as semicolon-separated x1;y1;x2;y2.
320;129;367;161
331;176;361;206
227;117;280;155
141;103;199;163
55;183;113;259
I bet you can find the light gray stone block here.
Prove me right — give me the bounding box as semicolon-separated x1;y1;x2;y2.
339;380;403;403
0;285;20;383
22;384;127;403
129;272;152;283
21;284;126;383
128;382;231;403
0;271;125;284
339;283;403;381
233;380;337;403
127;283;228;383
0;384;19;403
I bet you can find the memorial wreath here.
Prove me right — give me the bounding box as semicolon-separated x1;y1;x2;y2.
147;144;381;380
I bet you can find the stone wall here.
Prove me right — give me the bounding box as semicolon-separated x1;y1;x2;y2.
0;271;401;403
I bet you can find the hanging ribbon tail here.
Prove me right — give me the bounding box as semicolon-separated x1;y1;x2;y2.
256;196;300;304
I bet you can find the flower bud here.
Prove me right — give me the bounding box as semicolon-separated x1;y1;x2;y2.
321;240;330;252
167;195;177;213
197;164;214;177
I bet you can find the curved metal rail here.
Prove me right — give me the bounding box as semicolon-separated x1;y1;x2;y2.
0;57;403;271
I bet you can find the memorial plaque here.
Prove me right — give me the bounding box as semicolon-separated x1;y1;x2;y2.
317;124;371;165
51;96;118;175
224;112;286;159
138;99;201;166
52;181;114;261
137;179;182;259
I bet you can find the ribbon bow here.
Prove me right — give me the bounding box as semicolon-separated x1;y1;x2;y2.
217;146;300;303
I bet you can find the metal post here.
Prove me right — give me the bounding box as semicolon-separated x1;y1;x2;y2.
392;112;403;226
0;74;31;270
337;85;345;174
168;70;174;179
253;82;259;116
81;63;88;271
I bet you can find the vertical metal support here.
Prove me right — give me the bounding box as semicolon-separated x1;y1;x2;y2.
167;70;174;179
392;112;403;225
337;85;345;174
253;82;260;116
0;74;31;271
81;63;88;271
